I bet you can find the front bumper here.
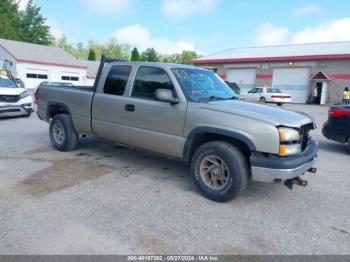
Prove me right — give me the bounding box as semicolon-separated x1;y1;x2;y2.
0;96;34;117
250;140;318;183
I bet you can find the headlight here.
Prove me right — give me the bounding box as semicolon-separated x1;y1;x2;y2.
278;127;301;156
19;91;29;99
278;127;300;142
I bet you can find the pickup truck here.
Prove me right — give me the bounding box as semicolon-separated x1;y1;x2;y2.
36;56;318;202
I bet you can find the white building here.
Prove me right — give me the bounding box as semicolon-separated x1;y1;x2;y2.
0;38;89;90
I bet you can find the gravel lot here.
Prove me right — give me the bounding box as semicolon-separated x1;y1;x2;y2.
0;104;349;255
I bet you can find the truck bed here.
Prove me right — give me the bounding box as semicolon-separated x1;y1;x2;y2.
38;85;94;134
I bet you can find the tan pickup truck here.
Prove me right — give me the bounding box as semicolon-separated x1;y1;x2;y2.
36;57;318;202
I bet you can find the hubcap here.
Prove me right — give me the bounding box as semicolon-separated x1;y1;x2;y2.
52;121;65;145
199;155;229;190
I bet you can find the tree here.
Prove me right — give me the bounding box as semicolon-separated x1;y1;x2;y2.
88;48;96;61
177;50;198;64
141;48;159;62
19;0;52;45
0;0;21;40
102;37;130;60
130;47;140;61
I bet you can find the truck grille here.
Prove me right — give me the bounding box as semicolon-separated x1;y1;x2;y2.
299;123;313;150
0;95;20;103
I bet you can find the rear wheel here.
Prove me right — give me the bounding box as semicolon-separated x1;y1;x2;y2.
260;97;266;103
49;114;79;151
277;103;282;106
191;141;249;202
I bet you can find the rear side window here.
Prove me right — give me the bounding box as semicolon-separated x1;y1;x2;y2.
104;65;132;96
131;67;175;100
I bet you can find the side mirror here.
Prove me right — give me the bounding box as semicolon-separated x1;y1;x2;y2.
154;89;179;104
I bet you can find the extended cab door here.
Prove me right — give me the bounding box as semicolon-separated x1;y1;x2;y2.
91;65;133;143
121;66;187;158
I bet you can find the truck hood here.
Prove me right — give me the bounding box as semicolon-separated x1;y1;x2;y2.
0;87;26;95
201;100;313;128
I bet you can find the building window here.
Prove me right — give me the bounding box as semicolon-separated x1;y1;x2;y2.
61;75;79;81
26;73;48;79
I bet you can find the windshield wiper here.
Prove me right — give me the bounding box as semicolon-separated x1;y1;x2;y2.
207;96;238;101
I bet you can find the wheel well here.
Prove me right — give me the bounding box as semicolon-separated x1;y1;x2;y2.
47;104;70;119
188;133;252;162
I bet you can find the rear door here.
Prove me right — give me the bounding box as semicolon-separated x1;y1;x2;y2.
91;65;132;143
121;66;187;158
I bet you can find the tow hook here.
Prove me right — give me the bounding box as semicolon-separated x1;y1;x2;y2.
284;177;308;190
307;167;317;173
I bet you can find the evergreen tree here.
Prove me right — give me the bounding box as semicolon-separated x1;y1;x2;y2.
130;47;140;61
0;0;21;40
19;0;52;45
88;48;96;61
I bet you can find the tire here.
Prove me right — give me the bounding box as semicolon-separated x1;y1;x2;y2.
191;141;249;202
260;97;266;103
49;114;79;151
347;139;350;153
277;103;282;106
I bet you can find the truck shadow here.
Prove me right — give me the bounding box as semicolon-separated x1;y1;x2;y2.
75;136;283;201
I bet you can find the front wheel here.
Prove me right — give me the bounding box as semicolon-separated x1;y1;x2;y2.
191;141;249;202
277;103;282;106
49;114;79;151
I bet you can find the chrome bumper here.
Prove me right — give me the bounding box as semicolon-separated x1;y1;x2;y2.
251;158;316;183
250;140;318;183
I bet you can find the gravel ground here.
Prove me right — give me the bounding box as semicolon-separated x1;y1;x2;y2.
0;104;349;255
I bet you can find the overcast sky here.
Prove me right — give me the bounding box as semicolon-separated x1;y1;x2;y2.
21;0;350;55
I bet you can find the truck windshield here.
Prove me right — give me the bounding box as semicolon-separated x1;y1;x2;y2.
172;68;236;102
0;77;18;88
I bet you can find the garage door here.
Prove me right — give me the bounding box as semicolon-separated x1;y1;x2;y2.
273;68;310;103
25;69;49;90
226;69;256;94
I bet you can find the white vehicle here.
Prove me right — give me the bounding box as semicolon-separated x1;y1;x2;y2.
0;75;34;117
244;87;292;106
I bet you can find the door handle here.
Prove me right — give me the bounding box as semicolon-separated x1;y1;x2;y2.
125;104;135;112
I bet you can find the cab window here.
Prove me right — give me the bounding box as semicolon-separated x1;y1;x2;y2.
103;65;132;96
131;67;175;100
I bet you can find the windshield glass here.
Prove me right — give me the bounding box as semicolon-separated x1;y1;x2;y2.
267;88;281;93
0;77;18;88
172;68;236;102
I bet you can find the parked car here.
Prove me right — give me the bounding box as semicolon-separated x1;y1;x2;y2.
0;74;33;117
244;87;292;106
36;56;318;202
322;105;350;151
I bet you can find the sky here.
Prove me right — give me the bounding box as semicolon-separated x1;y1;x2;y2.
19;0;350;55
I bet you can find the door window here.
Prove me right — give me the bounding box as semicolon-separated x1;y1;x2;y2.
104;65;132;96
131;67;175;100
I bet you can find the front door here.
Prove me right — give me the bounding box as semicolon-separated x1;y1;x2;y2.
121;66;187;158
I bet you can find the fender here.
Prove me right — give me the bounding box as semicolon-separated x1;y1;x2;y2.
183;126;256;162
46;101;72;121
